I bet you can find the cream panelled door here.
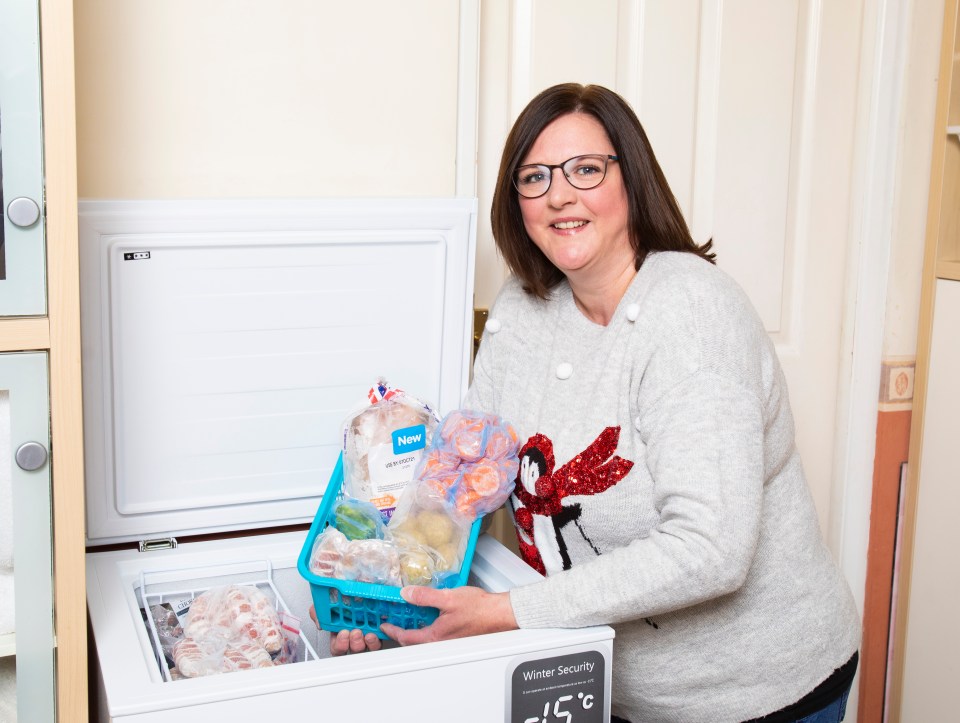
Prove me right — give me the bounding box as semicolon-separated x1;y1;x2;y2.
477;0;866;534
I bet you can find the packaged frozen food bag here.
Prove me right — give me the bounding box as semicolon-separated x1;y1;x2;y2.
384;409;522;589
408;409;521;522
453;457;521;519
397;547;437;586
272;611;304;666
389;508;471;583
148;603;183;672
341;379;440;523
172;584;284;678
309;527;349;576
182;585;283;655
332;497;384;541
436;409;489;461
334;539;402;586
413;447;463;512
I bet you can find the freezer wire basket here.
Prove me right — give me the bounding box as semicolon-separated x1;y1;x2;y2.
297;453;482;639
138;560;321;682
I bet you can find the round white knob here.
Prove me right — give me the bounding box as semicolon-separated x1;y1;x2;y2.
485;318;502;333
556;362;573;380
626;303;640;321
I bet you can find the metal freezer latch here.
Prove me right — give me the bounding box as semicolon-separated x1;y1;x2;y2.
138;537;179;552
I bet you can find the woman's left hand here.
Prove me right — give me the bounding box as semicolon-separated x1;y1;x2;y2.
380;585;518;646
308;605;383;655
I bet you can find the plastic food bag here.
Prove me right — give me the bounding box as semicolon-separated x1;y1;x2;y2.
172;585;285;678
386;410;521;587
389;508;471;584
147;603;184;672
335;538;402;585
341;379;439;523
332;497;384;541
309;527;350;576
413;410;520;521
310;526;402;586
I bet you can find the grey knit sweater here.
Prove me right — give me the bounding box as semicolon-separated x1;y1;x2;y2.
464;251;861;722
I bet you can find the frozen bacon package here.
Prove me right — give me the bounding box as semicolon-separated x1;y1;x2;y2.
387;410;521;586
341;379;440;524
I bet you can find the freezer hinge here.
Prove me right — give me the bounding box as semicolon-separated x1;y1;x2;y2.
138;537;179;552
473;307;488;361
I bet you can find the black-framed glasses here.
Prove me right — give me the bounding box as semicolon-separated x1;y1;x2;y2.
512;154;619;198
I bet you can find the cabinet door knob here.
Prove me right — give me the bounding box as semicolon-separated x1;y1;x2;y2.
15;441;48;471
6;196;41;228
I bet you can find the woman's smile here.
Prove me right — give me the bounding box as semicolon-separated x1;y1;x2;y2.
551;218;589;231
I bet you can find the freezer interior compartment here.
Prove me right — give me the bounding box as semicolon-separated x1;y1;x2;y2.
89;533;615;722
135;557;326;682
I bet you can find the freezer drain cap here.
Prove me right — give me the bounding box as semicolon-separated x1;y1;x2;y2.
138;537;179;552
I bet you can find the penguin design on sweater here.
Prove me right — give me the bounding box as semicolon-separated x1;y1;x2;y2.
511;426;634;575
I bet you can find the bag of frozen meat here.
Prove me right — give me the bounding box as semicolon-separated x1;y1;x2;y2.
341;379;439;523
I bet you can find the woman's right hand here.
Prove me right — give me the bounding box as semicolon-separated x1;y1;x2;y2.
308;605;383;655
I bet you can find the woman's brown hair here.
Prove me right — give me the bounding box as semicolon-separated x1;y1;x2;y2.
491;83;715;299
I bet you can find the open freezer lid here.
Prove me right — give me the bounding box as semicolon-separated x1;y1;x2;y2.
79;198;478;545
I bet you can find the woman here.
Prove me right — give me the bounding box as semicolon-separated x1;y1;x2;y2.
333;83;862;723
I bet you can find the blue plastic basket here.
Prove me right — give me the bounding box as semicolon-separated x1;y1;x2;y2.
297;453;481;639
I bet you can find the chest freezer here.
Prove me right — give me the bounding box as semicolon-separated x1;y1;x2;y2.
80;199;614;723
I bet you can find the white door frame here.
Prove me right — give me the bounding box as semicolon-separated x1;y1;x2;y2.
832;0;913;716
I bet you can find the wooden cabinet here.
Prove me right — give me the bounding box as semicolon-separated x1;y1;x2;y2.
937;5;960;282
0;0;86;720
891;0;960;719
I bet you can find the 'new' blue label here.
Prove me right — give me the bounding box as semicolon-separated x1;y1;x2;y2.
392;424;427;454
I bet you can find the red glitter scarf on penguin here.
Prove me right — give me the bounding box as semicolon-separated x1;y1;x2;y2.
511;426;634;575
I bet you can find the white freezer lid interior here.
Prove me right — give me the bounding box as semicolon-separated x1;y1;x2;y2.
79;199;477;545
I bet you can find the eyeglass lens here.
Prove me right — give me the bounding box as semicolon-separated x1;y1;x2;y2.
513;154;615;198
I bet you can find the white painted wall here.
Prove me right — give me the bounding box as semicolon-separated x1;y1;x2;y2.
72;0;933;355
74;0;462;198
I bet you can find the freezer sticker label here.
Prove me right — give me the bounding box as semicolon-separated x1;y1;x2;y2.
508;650;606;723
